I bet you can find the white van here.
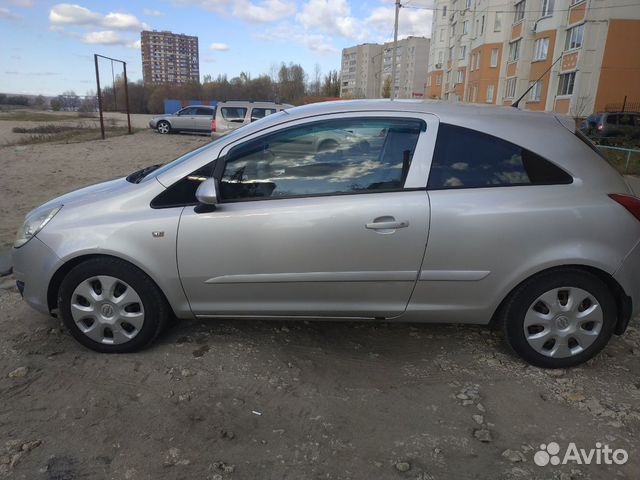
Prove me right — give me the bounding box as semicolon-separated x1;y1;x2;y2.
211;101;291;138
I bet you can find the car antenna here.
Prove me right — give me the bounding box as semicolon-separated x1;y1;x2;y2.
512;54;563;109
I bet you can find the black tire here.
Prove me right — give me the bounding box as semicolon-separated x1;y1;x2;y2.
317;139;338;152
157;120;171;134
58;257;170;353
500;269;616;368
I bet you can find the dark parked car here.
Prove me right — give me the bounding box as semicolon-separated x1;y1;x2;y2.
581;112;640;138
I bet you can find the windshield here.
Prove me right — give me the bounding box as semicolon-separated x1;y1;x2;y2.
139;110;289;183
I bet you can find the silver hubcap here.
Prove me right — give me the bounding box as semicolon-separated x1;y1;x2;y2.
70;275;145;345
158;123;169;134
524;287;603;358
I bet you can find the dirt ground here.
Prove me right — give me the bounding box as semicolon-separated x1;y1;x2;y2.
1;111;639;479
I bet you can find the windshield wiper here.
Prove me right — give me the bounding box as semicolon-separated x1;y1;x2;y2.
126;164;162;184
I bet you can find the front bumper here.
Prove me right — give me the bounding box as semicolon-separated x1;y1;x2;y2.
148;119;158;129
12;237;61;315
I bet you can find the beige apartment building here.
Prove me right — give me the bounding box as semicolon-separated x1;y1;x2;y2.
340;37;430;99
425;0;640;115
141;30;200;85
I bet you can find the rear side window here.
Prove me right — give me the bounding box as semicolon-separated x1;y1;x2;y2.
221;107;248;123
196;107;214;116
428;124;572;189
251;108;277;122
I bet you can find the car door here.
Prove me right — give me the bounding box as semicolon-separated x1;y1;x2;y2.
177;112;438;318
173;107;197;130
194;107;214;132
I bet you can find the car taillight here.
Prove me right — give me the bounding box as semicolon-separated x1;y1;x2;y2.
609;194;640;222
211;119;216;132
598;124;603;130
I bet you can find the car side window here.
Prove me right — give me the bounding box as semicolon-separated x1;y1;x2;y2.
427;123;572;189
221;107;248;123
196;107;213;116
179;107;197;116
251;108;277;122
220;117;424;201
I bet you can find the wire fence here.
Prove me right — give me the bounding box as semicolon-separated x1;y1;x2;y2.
597;145;640;176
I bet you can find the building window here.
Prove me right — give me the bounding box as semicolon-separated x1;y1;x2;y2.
442;5;447;17
438;50;444;64
541;0;554;17
465;0;472;9
494;12;503;31
557;71;576;95
439;28;445;41
486;84;495;103
476;51;481;69
427;76;432;87
534;38;549;60
457;70;465;84
436;75;442;86
459;45;467;60
481;15;485;35
529;80;543;101
508;39;521;62
463;20;469;34
449;46;454;61
490;48;499;67
514;1;526;22
505;77;517;98
565;24;584;50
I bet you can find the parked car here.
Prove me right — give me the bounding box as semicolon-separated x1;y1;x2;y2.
212;101;290;138
581;111;640;138
149;105;216;134
12;100;640;368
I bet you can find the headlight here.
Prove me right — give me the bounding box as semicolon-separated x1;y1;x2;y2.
14;205;62;248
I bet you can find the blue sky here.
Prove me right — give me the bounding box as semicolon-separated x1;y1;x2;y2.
0;0;432;96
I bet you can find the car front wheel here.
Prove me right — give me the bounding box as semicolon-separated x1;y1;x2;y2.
58;257;170;353
157;121;171;134
501;269;616;368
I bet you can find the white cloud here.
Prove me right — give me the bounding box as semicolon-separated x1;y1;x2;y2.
366;4;432;40
0;7;22;20
257;24;336;55
7;0;34;7
210;42;230;51
82;30;128;45
143;9;165;17
49;4;148;31
296;0;363;40
173;0;228;14
232;0;296;23
102;12;147;30
49;4;101;25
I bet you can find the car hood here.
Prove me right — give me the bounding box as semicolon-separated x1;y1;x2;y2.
31;178;130;216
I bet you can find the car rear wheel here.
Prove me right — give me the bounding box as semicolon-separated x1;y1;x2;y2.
157;121;171;134
58;257;170;353
500;270;616;368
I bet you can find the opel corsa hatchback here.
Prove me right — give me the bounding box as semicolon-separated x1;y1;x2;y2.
12;101;640;368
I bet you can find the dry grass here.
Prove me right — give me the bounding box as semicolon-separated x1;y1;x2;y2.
7;126;135;146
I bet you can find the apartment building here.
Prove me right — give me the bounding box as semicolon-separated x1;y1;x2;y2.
340;43;384;98
340;37;430;99
425;0;640;115
141;30;199;85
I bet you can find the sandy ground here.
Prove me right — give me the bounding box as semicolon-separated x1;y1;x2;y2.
1;111;640;479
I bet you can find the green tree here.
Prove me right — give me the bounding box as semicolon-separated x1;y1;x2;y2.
382;76;392;99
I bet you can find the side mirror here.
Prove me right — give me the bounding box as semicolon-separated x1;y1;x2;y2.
195;178;219;205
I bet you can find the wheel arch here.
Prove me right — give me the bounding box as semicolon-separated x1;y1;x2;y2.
490;264;632;335
47;253;177;318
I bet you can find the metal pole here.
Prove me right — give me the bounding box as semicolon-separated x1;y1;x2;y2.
622;95;627;112
123;62;132;135
390;0;400;100
94;54;105;140
625;150;631;174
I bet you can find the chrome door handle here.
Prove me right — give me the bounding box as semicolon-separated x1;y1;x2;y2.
365;220;409;230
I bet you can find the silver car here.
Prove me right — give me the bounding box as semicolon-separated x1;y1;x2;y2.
149;105;216;134
12;100;640;368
